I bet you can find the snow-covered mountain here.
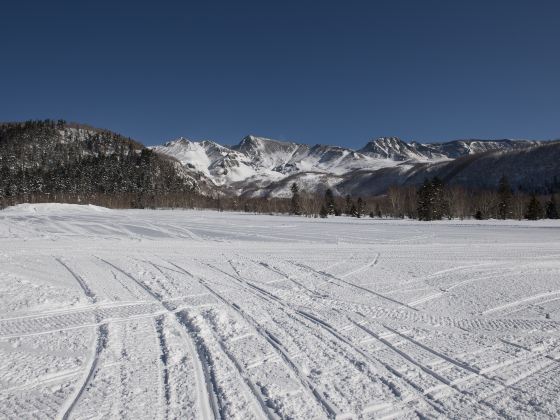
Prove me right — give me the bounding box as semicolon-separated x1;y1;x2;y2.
152;134;545;196
358;137;544;161
5;120;553;202
359;137;446;161
420;139;544;158
152;135;409;189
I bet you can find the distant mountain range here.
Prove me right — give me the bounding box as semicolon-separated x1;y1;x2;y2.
152;135;558;197
1;120;558;201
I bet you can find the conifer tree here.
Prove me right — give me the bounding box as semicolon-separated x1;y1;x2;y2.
417;177;447;221
497;175;512;219
344;194;354;216
319;205;328;218
290;183;301;215
431;177;448;220
356;197;364;218
545;195;559;219
525;194;543;220
417;179;432;221
325;188;336;215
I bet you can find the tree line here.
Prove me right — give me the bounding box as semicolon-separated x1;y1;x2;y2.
188;178;558;221
234;178;558;221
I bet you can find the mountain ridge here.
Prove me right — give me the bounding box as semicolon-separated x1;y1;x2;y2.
1;120;557;201
152;135;553;196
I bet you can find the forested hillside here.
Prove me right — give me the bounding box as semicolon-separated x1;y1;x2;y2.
0;120;199;208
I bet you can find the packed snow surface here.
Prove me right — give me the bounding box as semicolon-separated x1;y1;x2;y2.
1;204;560;419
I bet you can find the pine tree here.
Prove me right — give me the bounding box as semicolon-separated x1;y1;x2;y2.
545;195;559;219
344;194;354;216
319;205;328;218
356;197;364;218
290;183;301;215
431;177;448;220
497;175;512;219
525;194;543;220
350;203;358;217
417;179;432;221
325;188;336;215
417;177;447;220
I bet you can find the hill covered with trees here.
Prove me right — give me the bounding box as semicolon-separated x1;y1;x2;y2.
0;120;203;208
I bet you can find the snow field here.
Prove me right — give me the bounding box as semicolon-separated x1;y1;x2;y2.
1;204;560;419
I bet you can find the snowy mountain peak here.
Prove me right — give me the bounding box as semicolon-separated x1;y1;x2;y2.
152;134;548;195
234;135;305;155
359;136;431;161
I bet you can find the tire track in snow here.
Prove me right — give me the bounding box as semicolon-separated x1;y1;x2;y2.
58;323;108;420
54;257;97;303
291;261;417;311
382;325;504;382
335;303;560;333
174;312;226;420
55;258;104;420
483;289;560;316
202;259;441;418
96;257;218;420
149;260;275;420
247;259;328;299
345;318;506;418
339;253;380;279
0;303;164;338
154;316;171;420
0;300;154;322
2;297;556;340
240;258;453;414
244;258;504;415
230;255;503;415
164;260;333;419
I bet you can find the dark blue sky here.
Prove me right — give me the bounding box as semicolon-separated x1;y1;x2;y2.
1;1;559;148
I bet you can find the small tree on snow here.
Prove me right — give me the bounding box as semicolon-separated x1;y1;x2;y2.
525;194;543;220
344;194;354;216
356;197;364;218
497;175;512;219
290;183;301;215
325;188;336;215
545;195;558;219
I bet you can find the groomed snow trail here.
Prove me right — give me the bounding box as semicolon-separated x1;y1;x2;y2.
1;204;560;419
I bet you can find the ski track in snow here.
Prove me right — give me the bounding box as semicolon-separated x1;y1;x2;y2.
1;205;560;419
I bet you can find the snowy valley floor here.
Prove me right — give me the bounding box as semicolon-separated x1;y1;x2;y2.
1;205;560;419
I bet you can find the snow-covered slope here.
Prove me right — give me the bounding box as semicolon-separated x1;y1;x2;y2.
233;135;310;171
2;207;560;419
422;139;544;158
151;137;258;185
358;137;543;161
359;137;448;161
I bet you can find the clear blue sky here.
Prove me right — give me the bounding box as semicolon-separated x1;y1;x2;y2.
1;0;559;148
